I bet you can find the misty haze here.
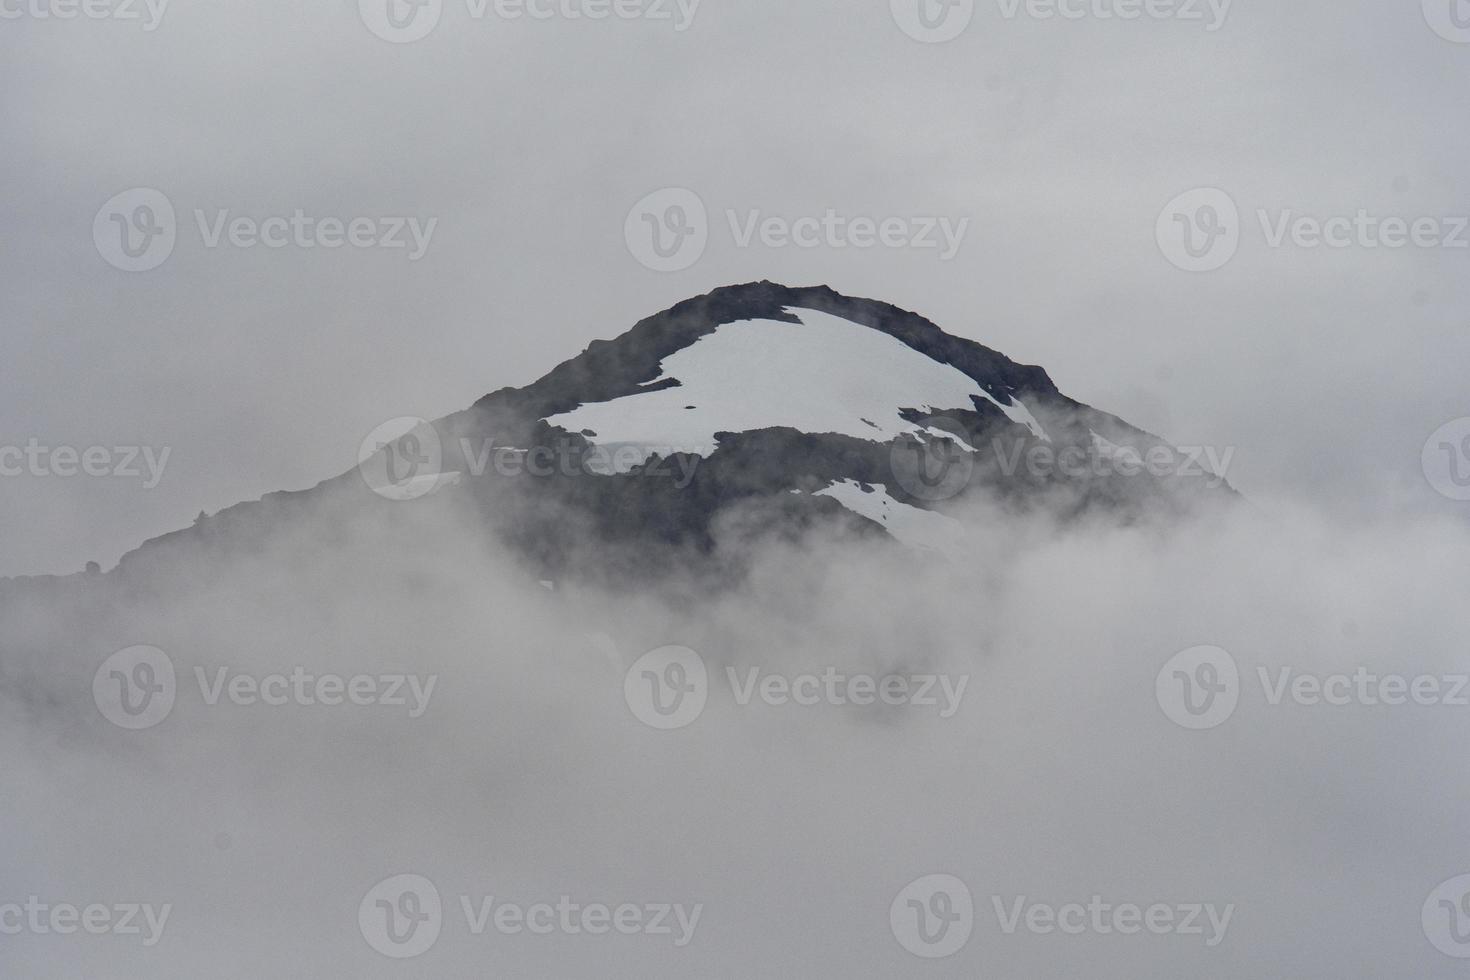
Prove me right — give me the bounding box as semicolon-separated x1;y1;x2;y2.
4;1;1470;977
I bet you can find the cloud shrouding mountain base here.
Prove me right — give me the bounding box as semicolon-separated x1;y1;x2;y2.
3;486;1468;978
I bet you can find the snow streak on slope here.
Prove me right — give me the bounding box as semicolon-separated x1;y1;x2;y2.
813;479;966;557
544;308;1047;472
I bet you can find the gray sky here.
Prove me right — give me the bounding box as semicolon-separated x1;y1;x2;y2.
3;0;1470;576
7;7;1470;975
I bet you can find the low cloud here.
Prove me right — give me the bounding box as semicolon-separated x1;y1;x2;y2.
3;478;1468;976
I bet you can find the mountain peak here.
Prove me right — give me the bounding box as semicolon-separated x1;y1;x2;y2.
104;283;1232;587
472;281;1057;423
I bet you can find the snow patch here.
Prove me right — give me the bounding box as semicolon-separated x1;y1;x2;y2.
812;480;966;558
544;308;1046;472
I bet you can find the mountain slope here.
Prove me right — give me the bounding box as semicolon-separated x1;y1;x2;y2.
18;282;1234;591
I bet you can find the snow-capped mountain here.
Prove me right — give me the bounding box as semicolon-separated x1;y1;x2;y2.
29;282;1232;590
421;281;1232;569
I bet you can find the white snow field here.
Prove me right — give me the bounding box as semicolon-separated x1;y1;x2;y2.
544;307;1048;474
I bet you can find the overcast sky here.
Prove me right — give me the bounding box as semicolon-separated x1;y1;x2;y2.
8;6;1470;976
3;0;1470;577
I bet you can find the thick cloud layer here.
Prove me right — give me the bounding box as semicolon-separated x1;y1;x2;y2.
3;485;1470;976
